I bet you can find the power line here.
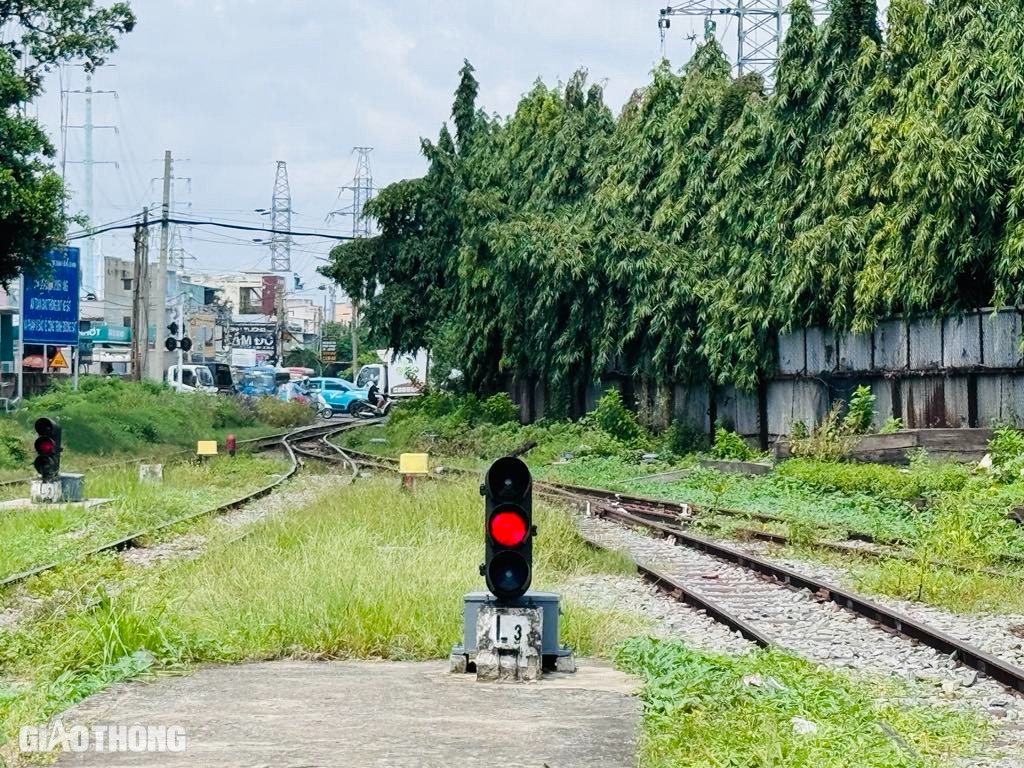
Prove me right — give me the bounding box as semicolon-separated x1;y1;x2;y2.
67;216;355;242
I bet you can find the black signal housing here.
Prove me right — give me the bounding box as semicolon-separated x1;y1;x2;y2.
33;417;62;480
481;456;534;601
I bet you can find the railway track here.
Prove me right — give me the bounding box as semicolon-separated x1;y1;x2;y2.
578;503;1024;694
0;420;373;591
318;446;1024;695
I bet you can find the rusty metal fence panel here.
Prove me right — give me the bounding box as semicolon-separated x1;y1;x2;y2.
805;326;837;373
982;310;1022;368
943;315;982;368
874;319;907;370
908;317;943;369
838;331;872;372
777;330;805;375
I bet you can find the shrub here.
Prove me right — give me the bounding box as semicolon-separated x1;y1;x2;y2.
479;393;519;425
253;397;314;428
880;416;902;434
843;385;875;434
789;402;859;462
667;420;708;456
711;426;753;461
213;397;258;429
987;427;1024;481
778;456;968;501
18;378;294;454
0;418;28;469
590;390;643;443
22;378;220;453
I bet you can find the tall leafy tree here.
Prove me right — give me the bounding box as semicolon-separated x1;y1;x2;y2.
325;1;1024;408
0;0;135;282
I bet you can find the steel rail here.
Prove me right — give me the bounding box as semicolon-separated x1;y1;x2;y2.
593;504;1024;694
305;445;1024;691
0;422;370;591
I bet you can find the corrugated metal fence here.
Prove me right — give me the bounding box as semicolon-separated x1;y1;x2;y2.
509;308;1024;444
673;308;1024;444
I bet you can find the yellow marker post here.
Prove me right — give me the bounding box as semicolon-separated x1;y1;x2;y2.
399;452;429;491
196;440;218;459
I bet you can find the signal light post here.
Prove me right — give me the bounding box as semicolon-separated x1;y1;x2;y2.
451;456;575;681
482;456;534;601
33;417;62;480
29;417;84;504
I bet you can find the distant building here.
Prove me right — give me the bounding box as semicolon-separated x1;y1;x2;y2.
333;301;355;325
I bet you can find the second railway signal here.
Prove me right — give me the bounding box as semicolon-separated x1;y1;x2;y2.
481;456;535;601
33;417;62;480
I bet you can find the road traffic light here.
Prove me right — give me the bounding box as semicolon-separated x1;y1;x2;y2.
33;417;62;480
481;456;534;601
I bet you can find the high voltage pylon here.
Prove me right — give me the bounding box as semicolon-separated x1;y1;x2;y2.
328;147;374;238
270;160;293;272
657;1;830;84
62;71;119;300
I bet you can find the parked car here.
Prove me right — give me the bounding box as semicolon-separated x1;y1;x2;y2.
304;377;370;415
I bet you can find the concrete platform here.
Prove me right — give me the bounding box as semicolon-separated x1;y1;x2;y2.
54;659;640;767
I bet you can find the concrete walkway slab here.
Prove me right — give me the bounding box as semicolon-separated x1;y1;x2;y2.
53;659;640;768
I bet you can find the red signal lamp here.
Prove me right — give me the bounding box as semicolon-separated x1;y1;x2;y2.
34;436;57;455
490;510;527;547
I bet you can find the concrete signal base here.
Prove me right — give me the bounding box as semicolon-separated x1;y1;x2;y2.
30;473;85;504
451;591;576;681
474;604;543;681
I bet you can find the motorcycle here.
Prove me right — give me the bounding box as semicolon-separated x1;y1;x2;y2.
311;391;335;420
351;393;394;418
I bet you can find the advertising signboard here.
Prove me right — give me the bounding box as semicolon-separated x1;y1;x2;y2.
22;247;80;345
229;323;277;356
321;340;337;362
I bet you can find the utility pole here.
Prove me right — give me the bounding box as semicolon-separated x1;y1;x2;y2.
176;295;184;391
277;279;287;367
150;150;172;382
130;208;149;380
656;1;830;85
350;303;359;381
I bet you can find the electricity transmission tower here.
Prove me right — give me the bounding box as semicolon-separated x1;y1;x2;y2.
328;147;374;238
657;1;830;83
62;71;119;300
270;160;293;272
327;147;375;378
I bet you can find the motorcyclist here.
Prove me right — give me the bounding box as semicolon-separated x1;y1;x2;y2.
366;380;383;409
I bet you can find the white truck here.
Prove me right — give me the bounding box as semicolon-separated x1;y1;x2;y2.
355;349;430;398
166;364;218;394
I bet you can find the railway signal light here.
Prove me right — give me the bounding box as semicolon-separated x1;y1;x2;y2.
481;456;534;601
33;417;62;480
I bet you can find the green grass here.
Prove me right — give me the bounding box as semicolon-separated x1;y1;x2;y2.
337;416;1024;614
835;556;1024;614
616;636;986;768
0;477;641;753
0;473;1002;767
0;454;289;581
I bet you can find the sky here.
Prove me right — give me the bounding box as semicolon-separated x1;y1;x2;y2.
30;0;847;306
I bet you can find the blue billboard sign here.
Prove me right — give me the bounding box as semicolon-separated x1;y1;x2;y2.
22;247;80;345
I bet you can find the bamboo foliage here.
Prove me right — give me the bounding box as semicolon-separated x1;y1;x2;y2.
322;0;1024;401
